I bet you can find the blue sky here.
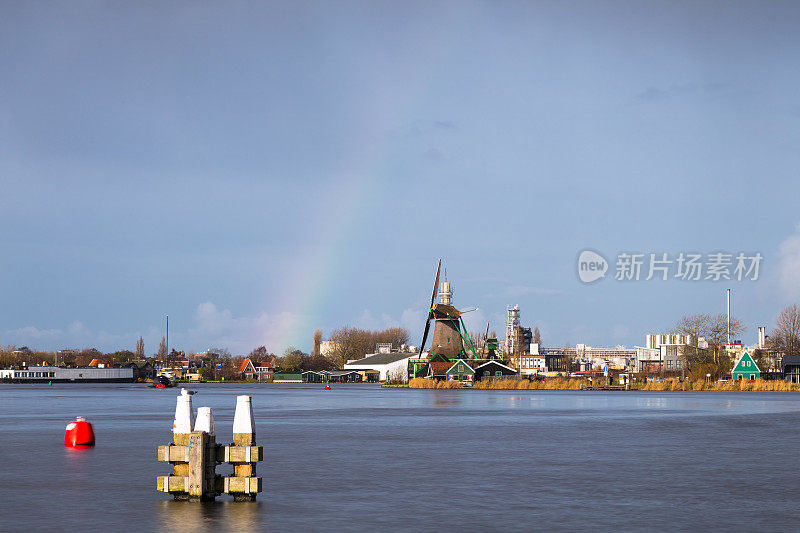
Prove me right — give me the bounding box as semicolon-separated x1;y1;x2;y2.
1;1;799;355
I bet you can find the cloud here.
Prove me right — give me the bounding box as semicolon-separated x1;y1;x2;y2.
188;301;301;354
777;222;800;300
1;302;304;355
1;320;131;351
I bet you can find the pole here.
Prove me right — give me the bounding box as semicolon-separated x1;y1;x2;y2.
726;289;731;346
166;315;169;358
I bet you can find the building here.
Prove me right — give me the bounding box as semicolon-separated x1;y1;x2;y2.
124;361;155;381
238;359;257;380
343;352;415;382
0;366;134;383
505;306;520;356
327;370;363;383
474;361;517;380
446;359;476;383
254;362;274;381
320;340;339;356
273;372;302;383
515;348;565;376
782;356;800;383
731;352;760;381
639;334;707;374
238;358;274;381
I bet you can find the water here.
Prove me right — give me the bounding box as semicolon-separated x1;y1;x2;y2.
2;383;799;532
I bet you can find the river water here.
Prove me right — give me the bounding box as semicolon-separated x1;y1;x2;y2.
1;383;798;532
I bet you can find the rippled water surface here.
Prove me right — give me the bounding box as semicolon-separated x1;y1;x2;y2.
2;383;799;532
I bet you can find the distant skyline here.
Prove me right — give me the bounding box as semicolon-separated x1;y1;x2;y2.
2;1;799;355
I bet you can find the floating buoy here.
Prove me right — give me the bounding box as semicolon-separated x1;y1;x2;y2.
48;381;52;386
324;384;331;390
65;416;95;447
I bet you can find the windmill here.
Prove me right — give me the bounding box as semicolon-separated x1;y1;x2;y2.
418;260;478;360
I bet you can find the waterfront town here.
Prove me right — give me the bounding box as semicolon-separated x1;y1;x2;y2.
3;272;800;388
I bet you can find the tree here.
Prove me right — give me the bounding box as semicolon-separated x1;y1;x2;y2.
771;304;800;357
250;345;268;358
562;342;575;373
107;350;134;364
313;329;322;358
280;346;305;371
327;326;410;368
135;336;145;360
533;327;542;347
158;336;167;358
673;312;745;378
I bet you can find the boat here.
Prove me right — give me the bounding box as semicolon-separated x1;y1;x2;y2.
148;375;176;388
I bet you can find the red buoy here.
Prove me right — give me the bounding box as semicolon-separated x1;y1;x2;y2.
65;416;95;447
324;384;331;390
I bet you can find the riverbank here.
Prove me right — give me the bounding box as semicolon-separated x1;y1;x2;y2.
406;377;800;391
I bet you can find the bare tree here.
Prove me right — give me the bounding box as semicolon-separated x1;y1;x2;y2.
672;312;745;378
533;327;542;347
562;342;574;373
135;336;145;360
250;345;268;359
327;326;410;368
158;336;167;358
313;329;322;358
771;304;800;357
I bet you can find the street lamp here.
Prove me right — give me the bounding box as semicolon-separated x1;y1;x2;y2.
706;373;711;385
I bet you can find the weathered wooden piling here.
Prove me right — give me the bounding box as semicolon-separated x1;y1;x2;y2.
157;392;262;501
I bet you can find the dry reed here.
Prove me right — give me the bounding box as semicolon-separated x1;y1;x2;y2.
407;377;800;392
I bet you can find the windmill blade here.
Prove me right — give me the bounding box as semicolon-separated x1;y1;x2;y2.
460;307;479;314
419;318;432;354
429;259;442;309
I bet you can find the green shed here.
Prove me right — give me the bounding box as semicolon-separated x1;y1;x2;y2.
731;352;761;381
446;359;475;382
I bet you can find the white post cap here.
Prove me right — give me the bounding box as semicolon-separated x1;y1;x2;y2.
232;395;255;435
172;392;194;434
194;406;215;436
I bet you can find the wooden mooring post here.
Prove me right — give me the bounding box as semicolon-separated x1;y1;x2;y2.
157;391;262;501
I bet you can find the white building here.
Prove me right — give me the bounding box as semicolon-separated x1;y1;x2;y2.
320;340;339;356
1;366;134;382
343;352;414;382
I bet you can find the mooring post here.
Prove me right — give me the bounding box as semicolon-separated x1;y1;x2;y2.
157;389;195;499
224;395;263;501
159;392;261;501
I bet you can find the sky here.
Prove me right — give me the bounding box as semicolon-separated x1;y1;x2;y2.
1;1;799;355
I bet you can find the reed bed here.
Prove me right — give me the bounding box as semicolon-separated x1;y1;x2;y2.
639;378;800;392
408;377;800;391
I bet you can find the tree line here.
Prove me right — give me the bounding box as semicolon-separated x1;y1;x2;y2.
325;326;409;368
